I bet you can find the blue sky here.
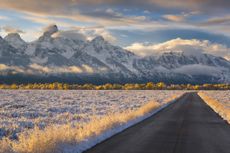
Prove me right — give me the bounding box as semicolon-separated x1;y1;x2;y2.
0;0;230;59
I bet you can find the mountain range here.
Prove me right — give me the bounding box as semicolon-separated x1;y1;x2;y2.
0;25;230;84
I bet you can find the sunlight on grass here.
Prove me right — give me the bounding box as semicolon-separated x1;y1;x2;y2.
198;92;230;124
0;94;180;153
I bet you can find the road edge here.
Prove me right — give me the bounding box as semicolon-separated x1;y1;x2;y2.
198;92;230;124
79;93;187;153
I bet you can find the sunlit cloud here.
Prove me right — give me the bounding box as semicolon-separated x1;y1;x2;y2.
0;63;100;74
125;38;230;60
74;26;117;42
0;0;230;54
29;64;95;74
2;26;24;34
163;12;199;22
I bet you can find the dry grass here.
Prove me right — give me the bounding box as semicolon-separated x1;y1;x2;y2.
0;93;182;153
0;100;164;153
198;92;230;124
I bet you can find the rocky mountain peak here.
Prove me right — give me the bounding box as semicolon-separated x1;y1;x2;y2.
4;33;26;48
5;33;21;40
39;25;58;41
91;36;105;43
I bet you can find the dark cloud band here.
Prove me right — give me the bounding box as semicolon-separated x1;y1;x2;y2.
1;0;230;15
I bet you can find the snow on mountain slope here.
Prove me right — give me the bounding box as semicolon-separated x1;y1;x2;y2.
0;36;30;66
4;33;27;52
25;25;85;66
80;36;139;77
0;25;229;83
155;51;230;69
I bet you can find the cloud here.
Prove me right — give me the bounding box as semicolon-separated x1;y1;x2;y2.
125;38;230;60
2;26;24;34
0;63;97;74
18;7;151;31
29;64;94;74
199;16;230;26
0;64;25;74
74;26;117;42
29;64;50;73
173;64;224;76
0;15;9;20
163;14;186;22
81;8;123;20
163;11;199;22
53;30;87;41
22;14;77;27
1;0;230;44
0;0;230;32
0;64;9;70
82;65;94;73
1;0;230;13
143;10;150;14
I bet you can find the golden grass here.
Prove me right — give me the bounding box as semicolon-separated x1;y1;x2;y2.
0;95;179;153
198;92;230;124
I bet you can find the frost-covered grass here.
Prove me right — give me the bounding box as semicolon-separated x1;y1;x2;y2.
0;90;185;153
198;91;230;123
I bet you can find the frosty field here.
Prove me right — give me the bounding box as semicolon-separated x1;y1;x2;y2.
199;91;230;107
199;91;230;123
0;90;185;140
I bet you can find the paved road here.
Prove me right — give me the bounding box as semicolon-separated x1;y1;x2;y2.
85;92;230;153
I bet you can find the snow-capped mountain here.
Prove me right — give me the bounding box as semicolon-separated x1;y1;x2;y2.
0;36;30;66
0;25;229;84
4;33;27;52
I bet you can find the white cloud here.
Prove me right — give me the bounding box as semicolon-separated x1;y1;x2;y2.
2;26;24;34
174;64;224;76
82;64;94;73
0;64;9;70
0;64;25;74
29;64;50;73
105;8;122;17
77;26;117;43
53;30;87;41
29;64;94;74
0;15;9;20
125;38;230;60
0;63;96;74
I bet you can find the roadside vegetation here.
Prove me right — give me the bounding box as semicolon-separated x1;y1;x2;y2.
199;92;230;124
0;94;180;153
0;82;229;90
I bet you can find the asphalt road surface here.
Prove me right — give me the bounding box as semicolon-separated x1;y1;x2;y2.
85;92;230;153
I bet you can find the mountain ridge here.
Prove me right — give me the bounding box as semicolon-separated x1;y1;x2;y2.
0;25;230;84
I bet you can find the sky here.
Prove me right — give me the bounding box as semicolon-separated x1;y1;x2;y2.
0;0;230;60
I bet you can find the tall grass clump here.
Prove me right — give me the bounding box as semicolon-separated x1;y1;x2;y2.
0;95;179;153
198;92;230;124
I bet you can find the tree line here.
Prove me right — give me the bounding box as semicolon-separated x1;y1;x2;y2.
0;82;229;90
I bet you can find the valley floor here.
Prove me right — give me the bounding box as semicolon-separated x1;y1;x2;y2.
85;92;230;153
0;90;229;153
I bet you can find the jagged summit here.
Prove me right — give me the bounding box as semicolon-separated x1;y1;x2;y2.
4;33;26;49
0;35;3;42
43;24;58;36
92;36;105;42
39;25;58;41
5;33;21;40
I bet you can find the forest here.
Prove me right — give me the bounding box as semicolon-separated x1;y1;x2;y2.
0;82;229;90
